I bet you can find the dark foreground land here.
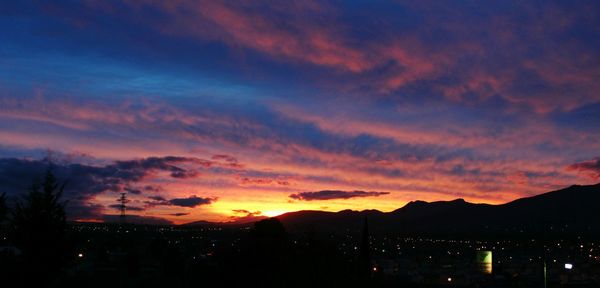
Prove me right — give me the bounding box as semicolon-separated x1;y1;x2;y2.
1;219;599;288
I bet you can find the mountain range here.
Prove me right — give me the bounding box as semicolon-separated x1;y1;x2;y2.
186;183;600;237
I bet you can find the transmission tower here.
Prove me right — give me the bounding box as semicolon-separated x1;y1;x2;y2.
118;192;128;224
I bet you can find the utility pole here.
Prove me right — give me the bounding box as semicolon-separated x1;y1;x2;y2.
359;216;371;279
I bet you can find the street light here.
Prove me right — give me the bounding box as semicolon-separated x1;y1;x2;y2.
564;263;573;270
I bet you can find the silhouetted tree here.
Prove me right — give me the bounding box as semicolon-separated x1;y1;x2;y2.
251;217;287;239
11;168;68;285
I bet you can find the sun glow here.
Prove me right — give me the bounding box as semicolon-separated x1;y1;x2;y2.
262;210;288;217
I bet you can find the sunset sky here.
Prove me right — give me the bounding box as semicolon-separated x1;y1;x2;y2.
1;1;599;224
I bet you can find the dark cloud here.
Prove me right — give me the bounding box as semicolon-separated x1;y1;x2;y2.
0;156;202;196
113;156;204;179
0;156;209;220
168;212;190;217
567;157;600;179
168;196;216;207
289;190;390;201
146;195;216;208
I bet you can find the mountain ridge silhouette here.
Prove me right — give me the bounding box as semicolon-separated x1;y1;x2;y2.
181;183;600;236
270;183;600;236
104;183;600;237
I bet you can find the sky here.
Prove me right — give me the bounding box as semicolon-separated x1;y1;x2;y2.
1;1;599;225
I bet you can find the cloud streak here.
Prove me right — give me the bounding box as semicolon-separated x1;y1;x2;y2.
567;157;600;180
146;195;217;208
289;190;390;201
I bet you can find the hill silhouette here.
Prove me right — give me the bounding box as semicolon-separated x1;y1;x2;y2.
271;183;600;237
181;183;600;237
183;214;268;227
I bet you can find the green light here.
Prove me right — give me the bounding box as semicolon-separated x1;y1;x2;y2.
476;251;492;274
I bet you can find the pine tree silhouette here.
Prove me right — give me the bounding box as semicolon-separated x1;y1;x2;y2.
11;168;68;285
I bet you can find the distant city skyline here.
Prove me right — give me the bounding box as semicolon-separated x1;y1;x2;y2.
1;1;599;224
